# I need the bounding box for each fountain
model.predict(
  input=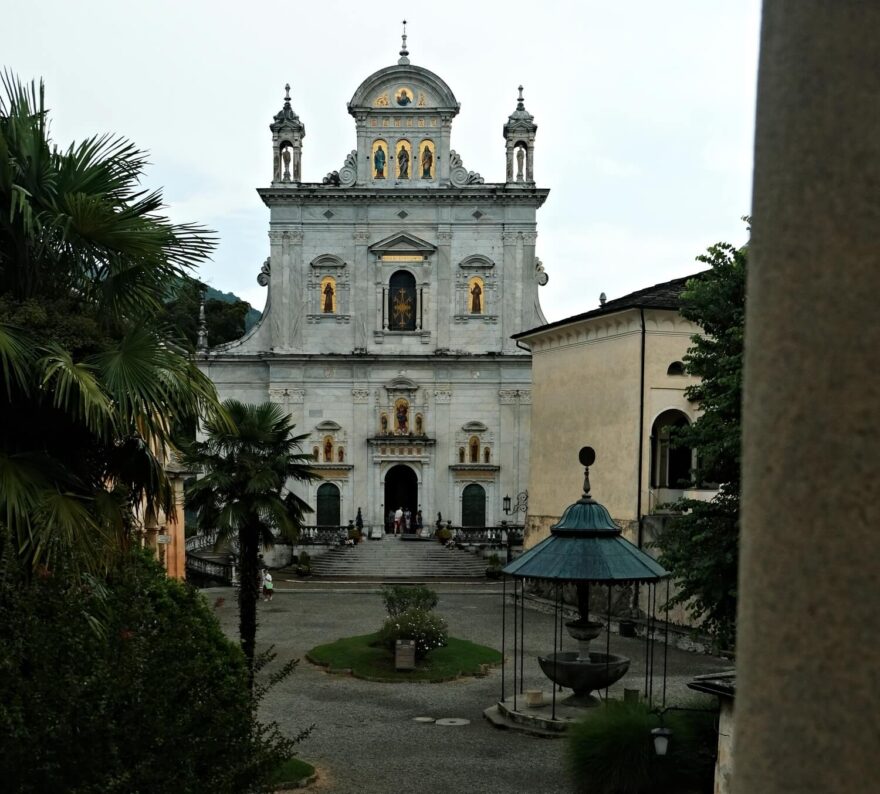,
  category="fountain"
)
[487,446,670,732]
